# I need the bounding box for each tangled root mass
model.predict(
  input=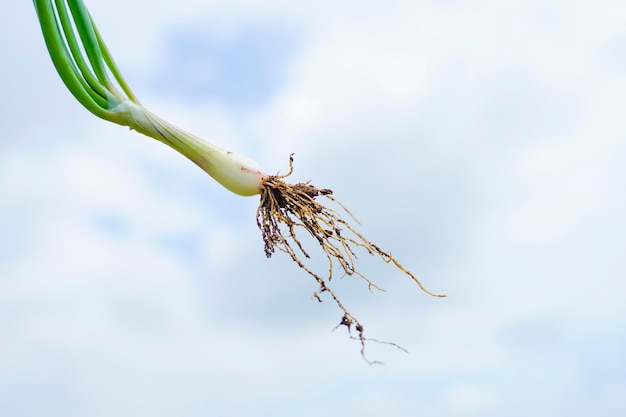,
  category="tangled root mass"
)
[256,155,445,364]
